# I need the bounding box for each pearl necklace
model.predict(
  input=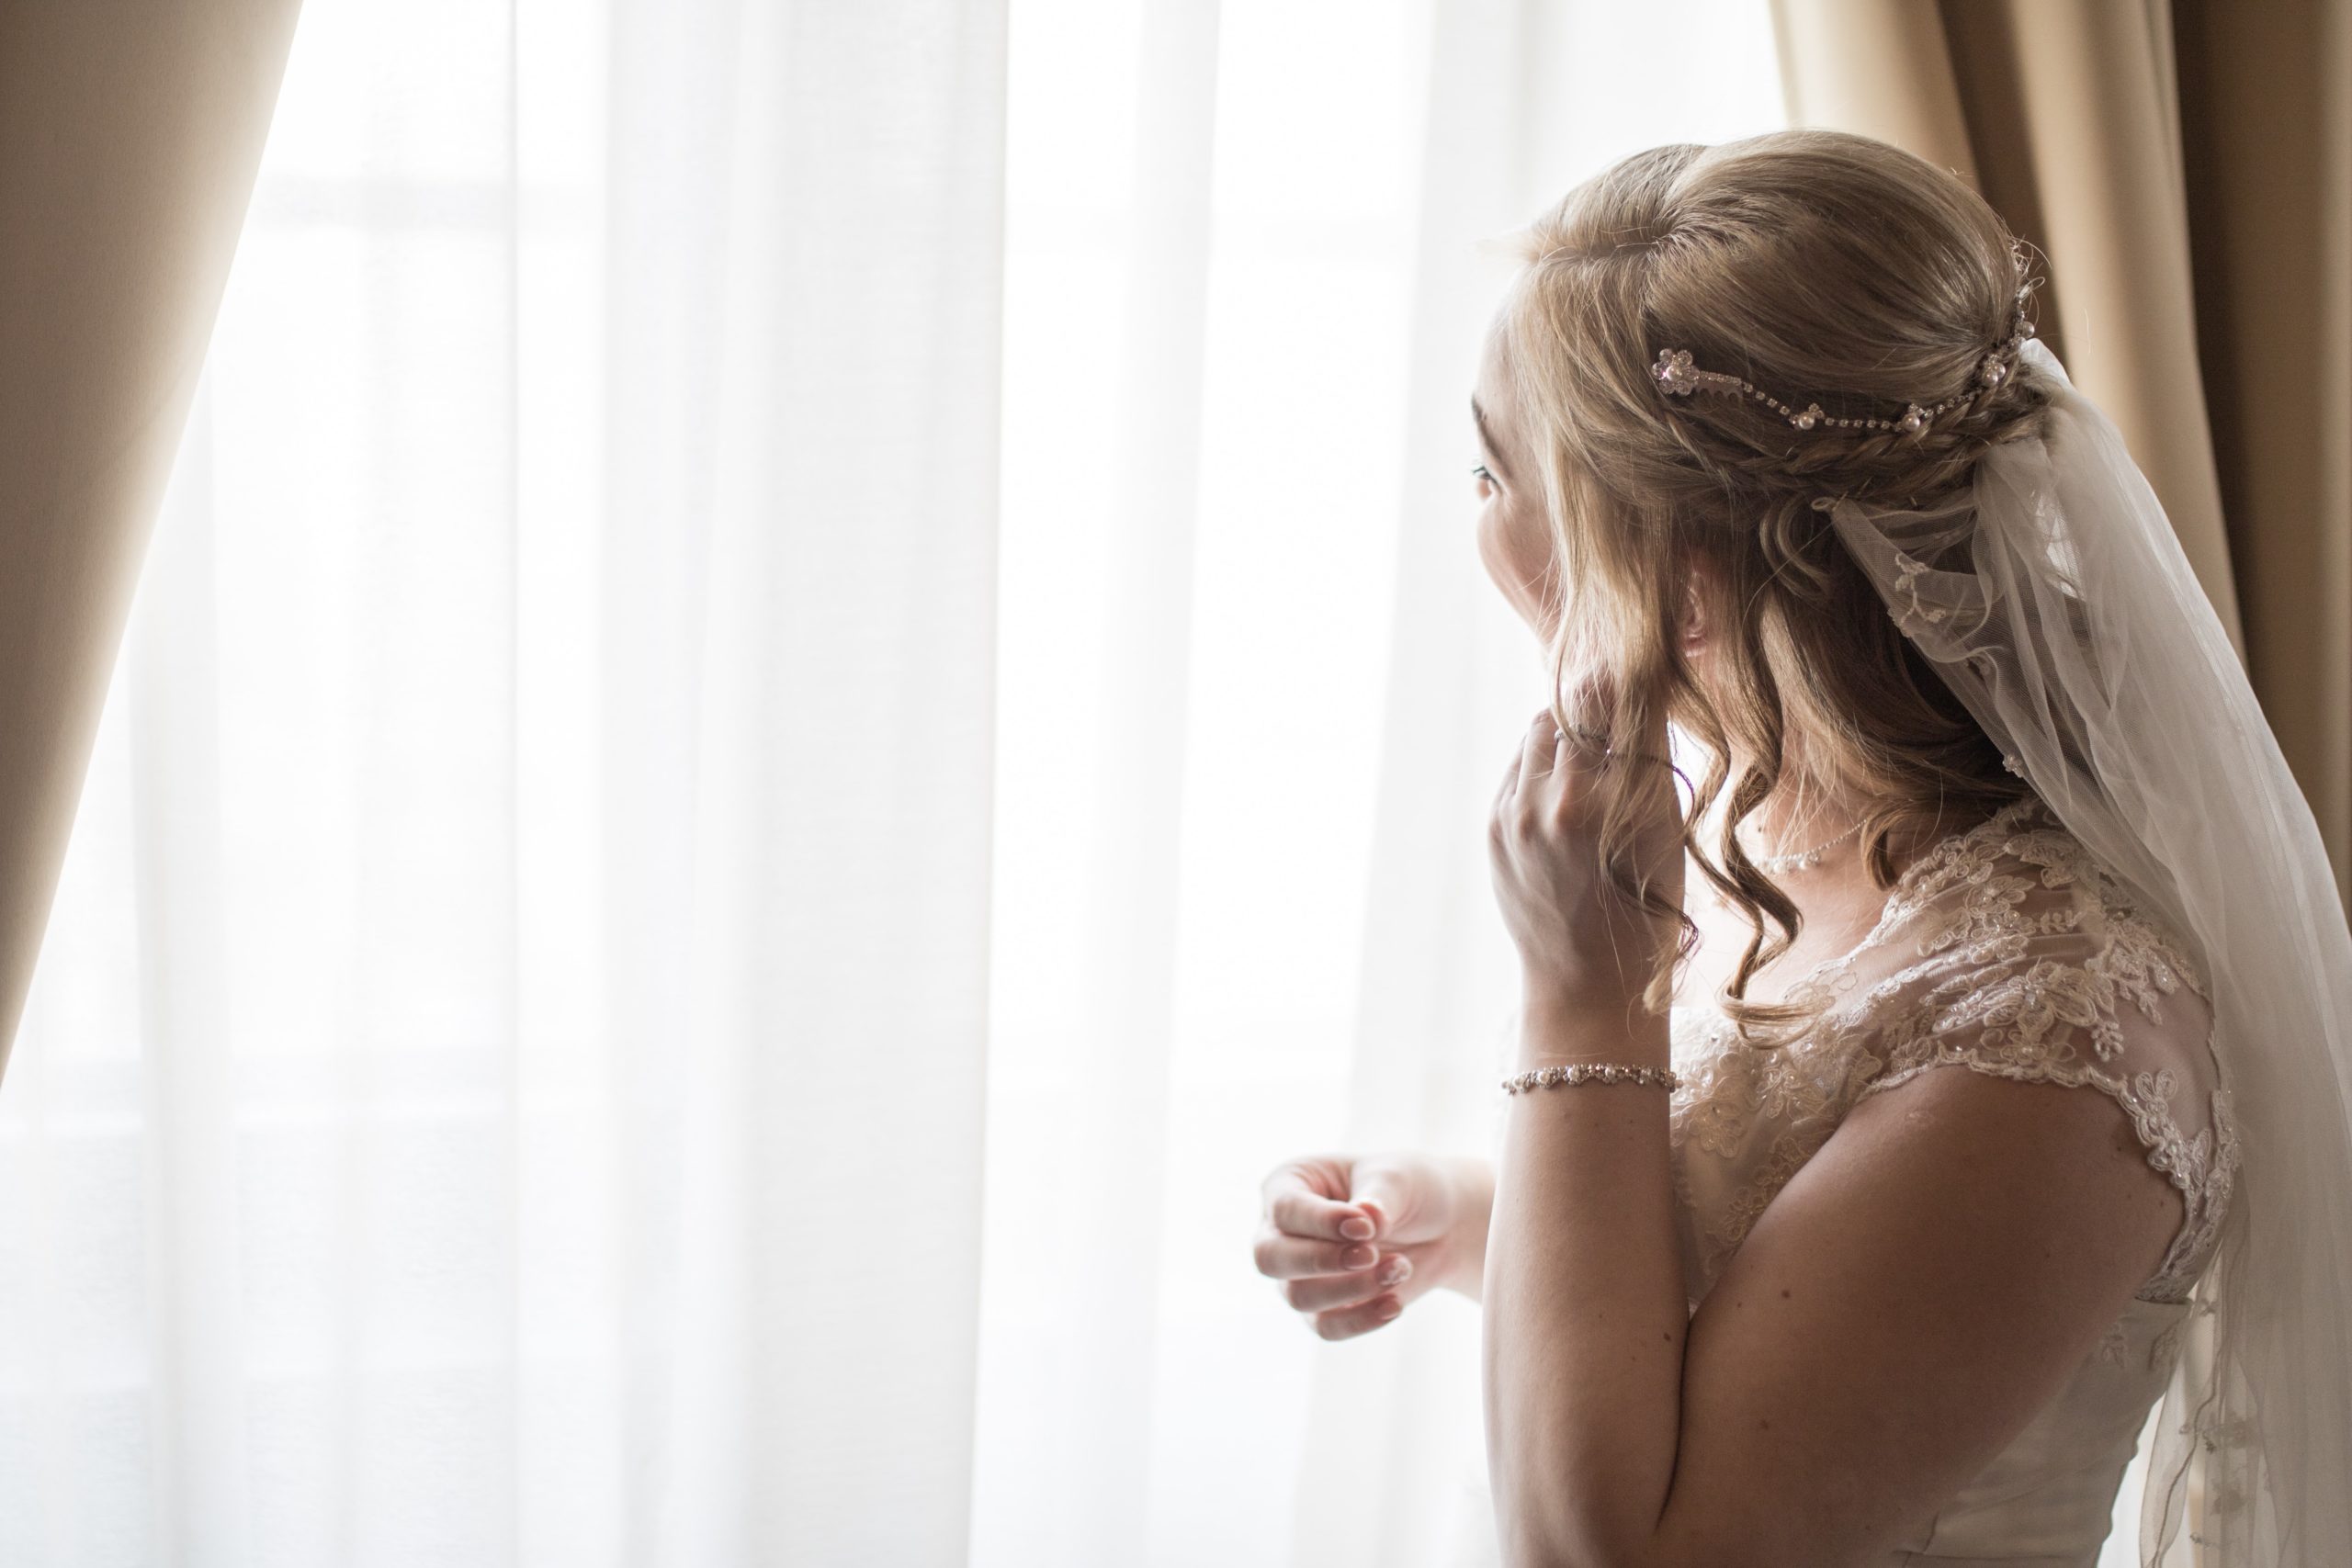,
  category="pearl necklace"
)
[1738,818,1861,874]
